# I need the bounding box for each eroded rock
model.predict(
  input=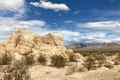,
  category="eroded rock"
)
[0,29,72,66]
